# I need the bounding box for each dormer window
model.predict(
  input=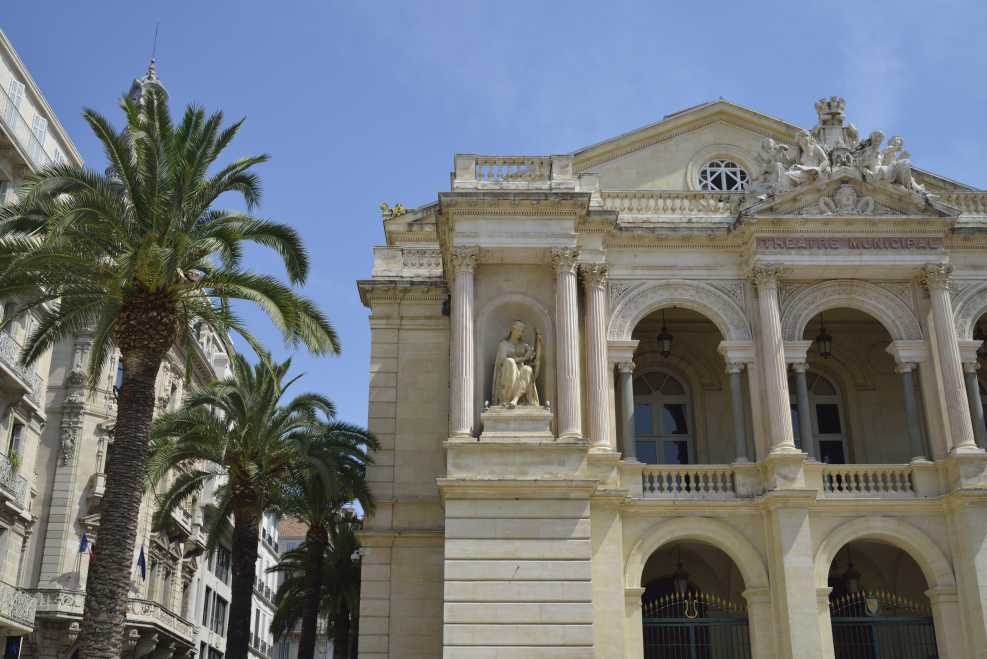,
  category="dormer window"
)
[697,159,749,192]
